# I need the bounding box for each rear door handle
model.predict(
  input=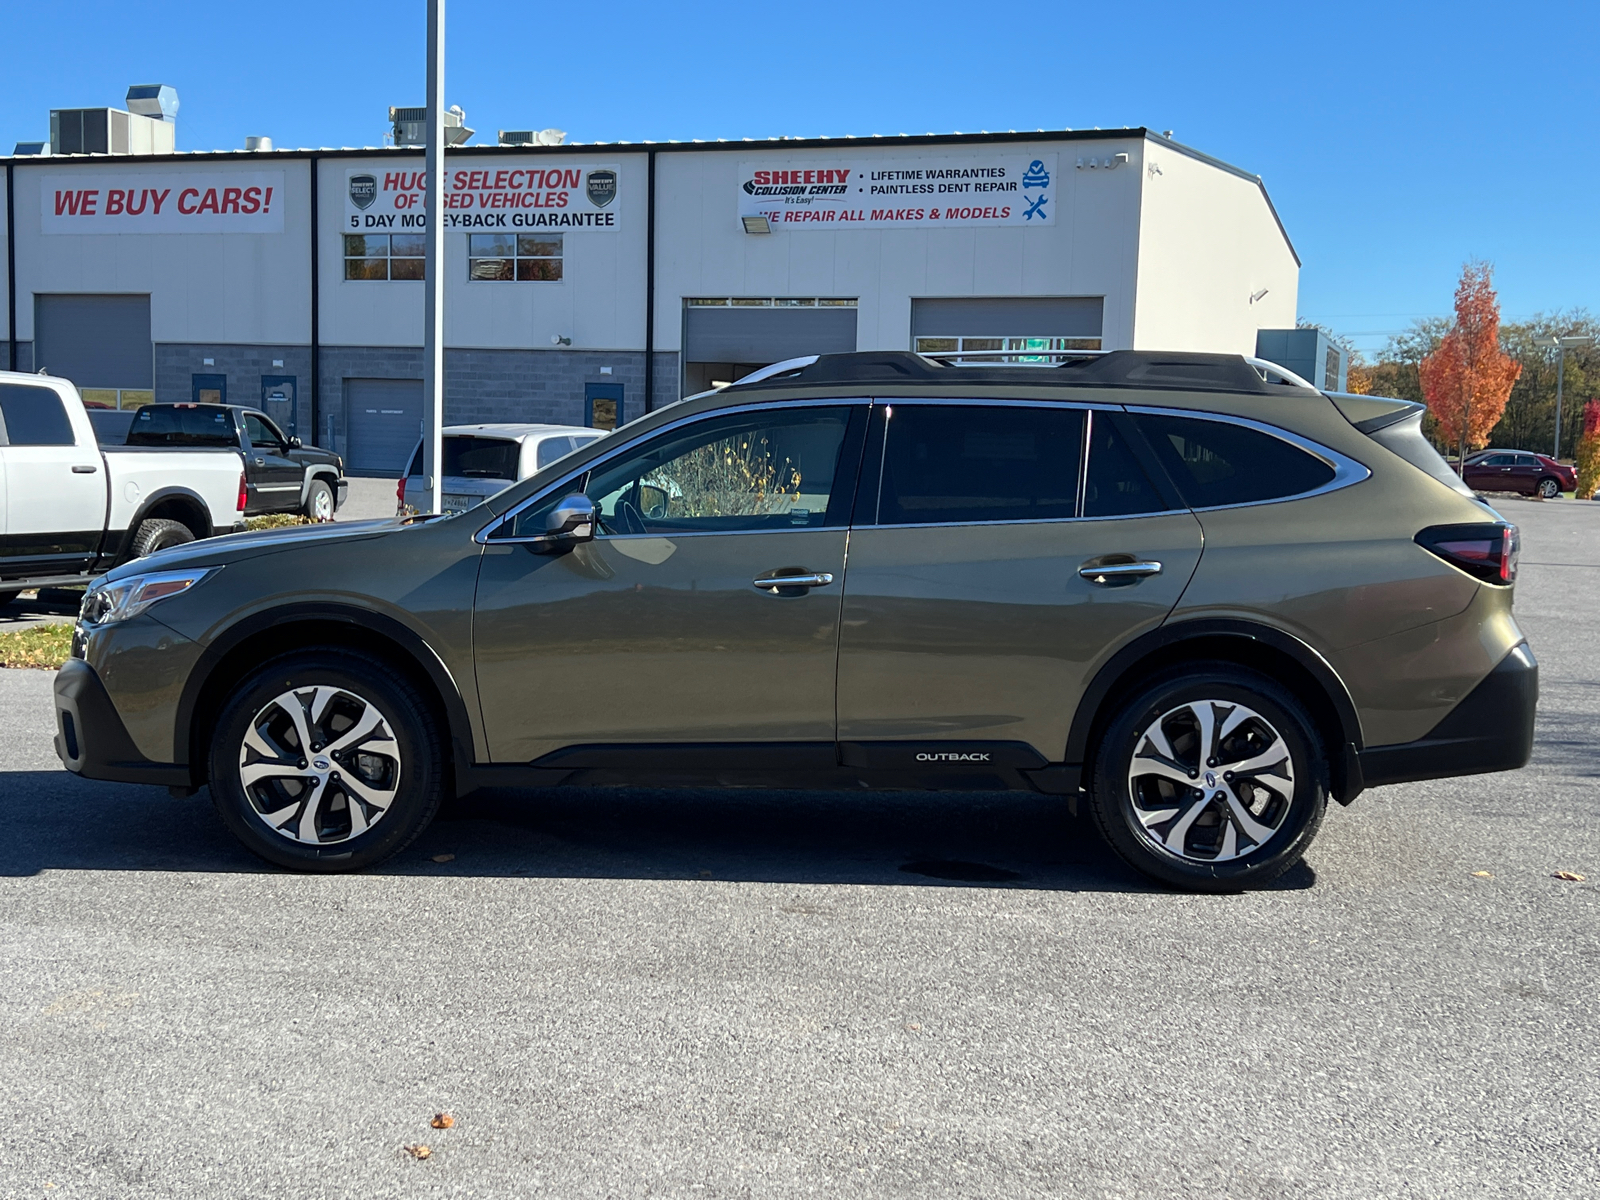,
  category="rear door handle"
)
[1079,561,1163,584]
[753,571,835,593]
[72,464,98,474]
